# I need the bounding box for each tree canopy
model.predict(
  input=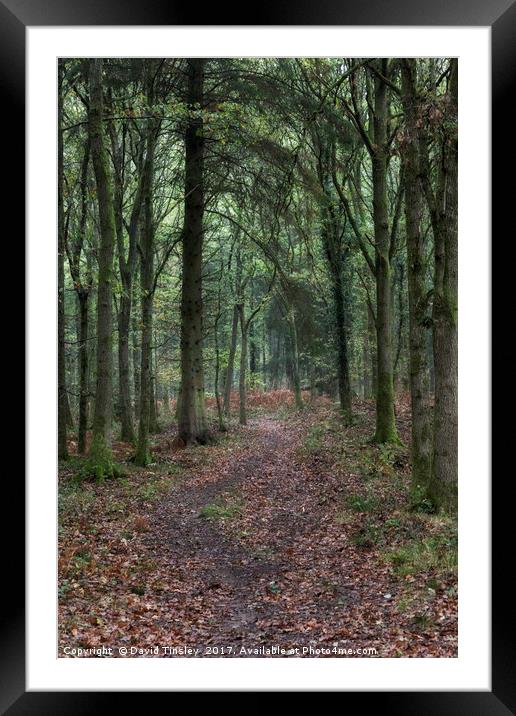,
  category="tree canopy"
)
[58,57,457,511]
